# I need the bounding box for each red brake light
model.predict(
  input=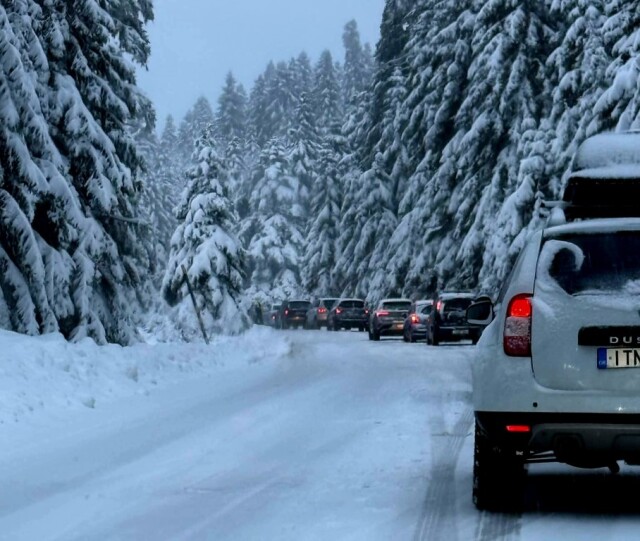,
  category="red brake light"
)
[504,294,532,357]
[285,309,289,316]
[410,314,419,324]
[318,307,327,314]
[436,300,443,311]
[336,308,342,314]
[506,425,531,433]
[365,309,369,314]
[509,297,532,318]
[376,310,390,317]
